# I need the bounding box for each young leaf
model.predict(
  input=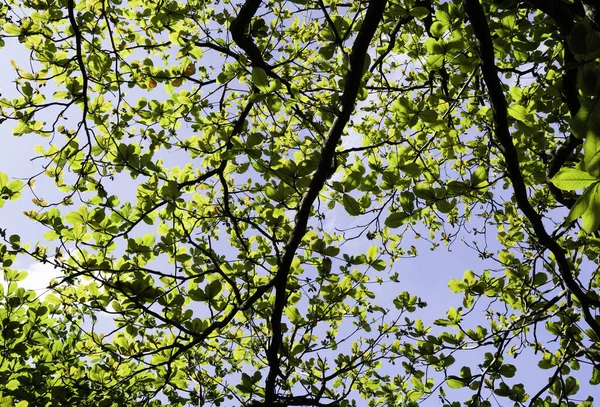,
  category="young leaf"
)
[584,133,600,176]
[446,376,466,389]
[470,167,488,187]
[410,6,430,19]
[385,212,410,228]
[252,67,270,92]
[342,194,361,216]
[550,168,597,190]
[582,184,600,233]
[508,105,529,122]
[568,186,594,222]
[572,98,600,139]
